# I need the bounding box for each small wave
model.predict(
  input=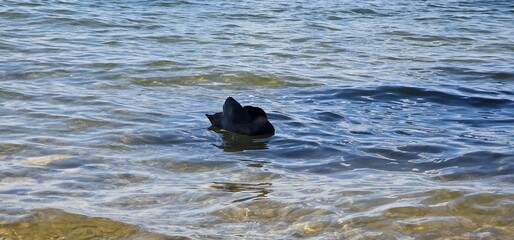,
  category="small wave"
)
[38,16,140,29]
[144,35,189,44]
[146,159,237,173]
[308,23,342,31]
[5,69,73,81]
[268,139,513,180]
[148,0,194,7]
[0,142,27,154]
[66,117,117,131]
[211,182,272,202]
[114,130,202,146]
[130,72,317,88]
[397,144,447,154]
[267,112,293,121]
[449,118,514,128]
[351,8,378,15]
[315,111,345,122]
[384,30,416,36]
[212,200,328,222]
[433,67,514,81]
[0,88,34,100]
[220,13,276,21]
[144,60,183,67]
[305,86,512,108]
[403,35,474,43]
[423,151,514,180]
[85,62,121,69]
[0,10,33,19]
